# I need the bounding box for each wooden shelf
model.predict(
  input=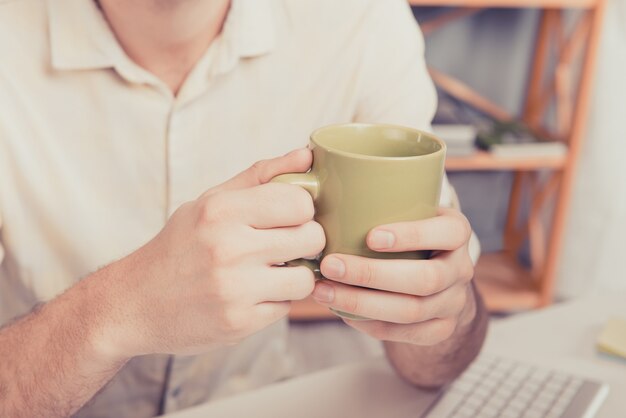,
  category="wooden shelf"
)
[445,150,567,171]
[473,252,542,312]
[408,0,599,8]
